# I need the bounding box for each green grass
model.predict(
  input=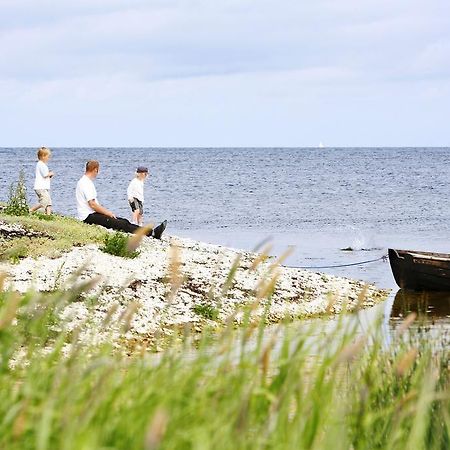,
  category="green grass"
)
[0,213,106,259]
[192,303,220,320]
[4,169,29,216]
[101,231,140,258]
[0,280,448,450]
